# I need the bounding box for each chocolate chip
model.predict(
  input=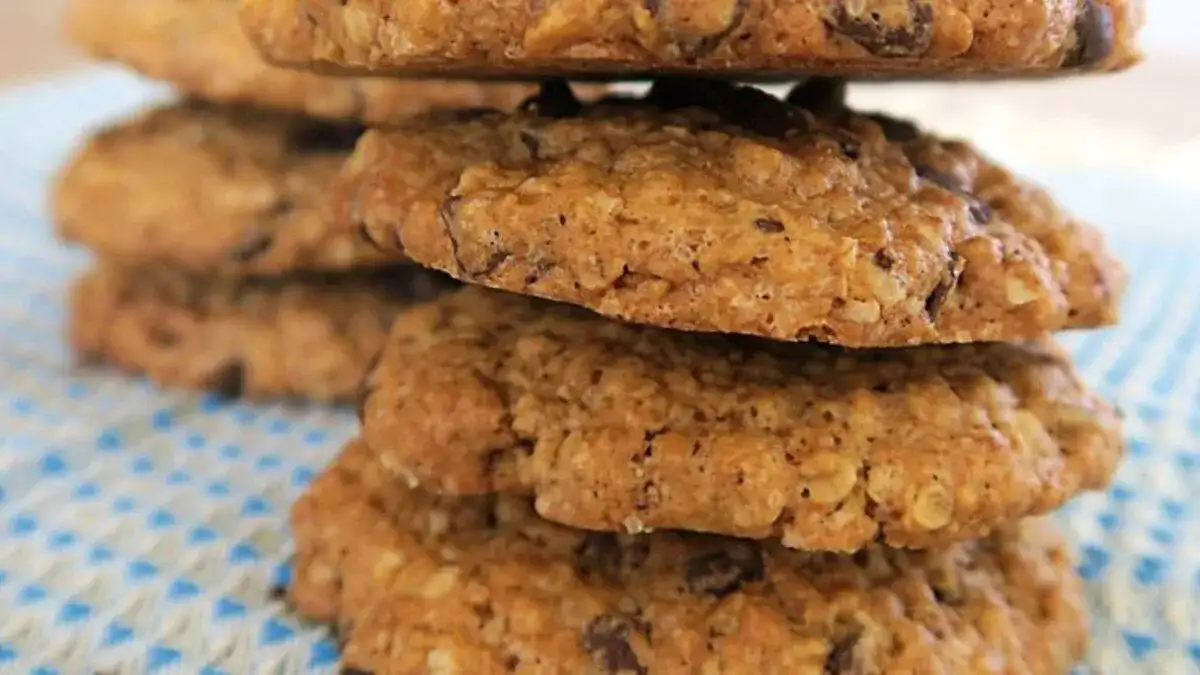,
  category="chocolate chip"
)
[873,249,895,270]
[914,165,966,193]
[520,79,582,119]
[288,122,364,153]
[932,584,964,605]
[645,77,733,112]
[723,86,808,139]
[645,0,749,58]
[575,532,623,581]
[754,218,785,234]
[1065,0,1115,68]
[824,633,861,674]
[924,251,963,320]
[868,113,920,142]
[916,166,992,224]
[828,0,934,57]
[684,542,764,598]
[967,199,992,225]
[785,78,848,118]
[268,585,288,601]
[581,616,647,675]
[207,360,245,400]
[503,654,520,670]
[229,229,273,262]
